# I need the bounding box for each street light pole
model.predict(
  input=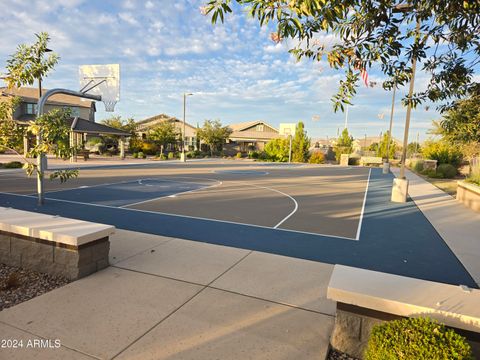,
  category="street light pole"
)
[181,93,193,162]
